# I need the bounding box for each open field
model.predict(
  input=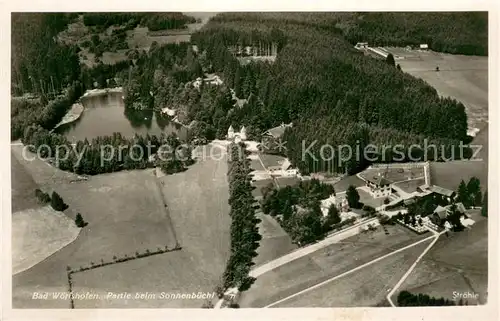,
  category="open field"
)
[360,166,424,183]
[13,142,230,308]
[357,188,385,208]
[275,176,300,187]
[12,206,81,275]
[430,161,487,193]
[259,153,285,168]
[254,211,297,267]
[331,175,365,193]
[127,27,190,51]
[385,47,488,133]
[70,145,231,308]
[393,214,488,305]
[11,152,40,212]
[238,224,428,307]
[251,178,275,199]
[274,240,432,307]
